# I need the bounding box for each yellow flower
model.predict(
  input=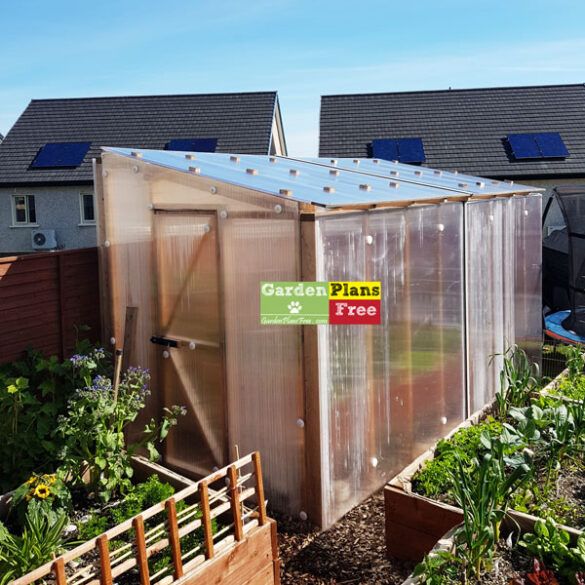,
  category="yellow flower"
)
[27,476,36,485]
[43,474,57,485]
[34,484,51,499]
